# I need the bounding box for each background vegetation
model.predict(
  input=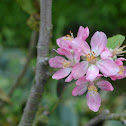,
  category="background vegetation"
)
[0,0,126,125]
